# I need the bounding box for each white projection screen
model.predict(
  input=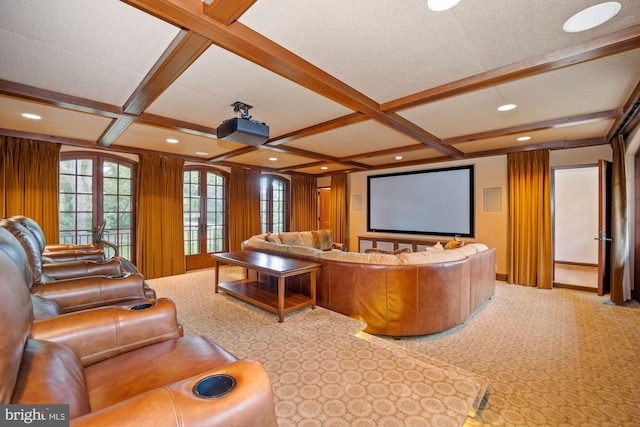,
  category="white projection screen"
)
[367,165,474,237]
